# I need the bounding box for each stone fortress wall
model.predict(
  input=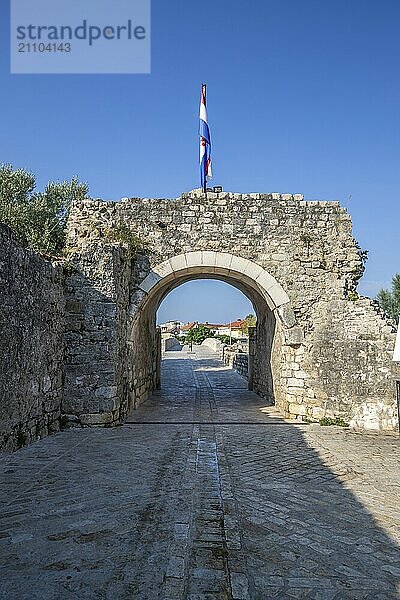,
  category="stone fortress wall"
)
[64,190,400,432]
[0,225,64,452]
[1,189,399,453]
